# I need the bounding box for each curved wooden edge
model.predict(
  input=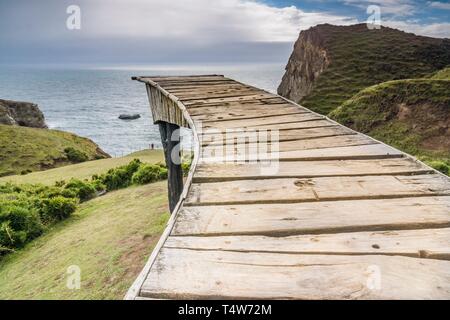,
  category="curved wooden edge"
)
[125,75,450,300]
[124,77,201,300]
